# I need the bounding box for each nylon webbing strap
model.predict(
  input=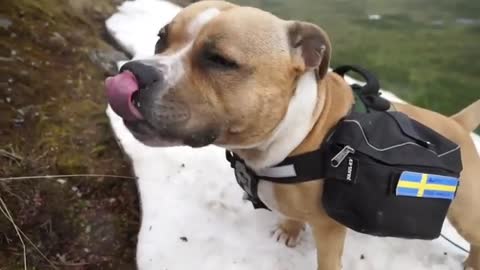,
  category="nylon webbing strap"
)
[226,150,327,183]
[226,150,329,210]
[333,65,391,112]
